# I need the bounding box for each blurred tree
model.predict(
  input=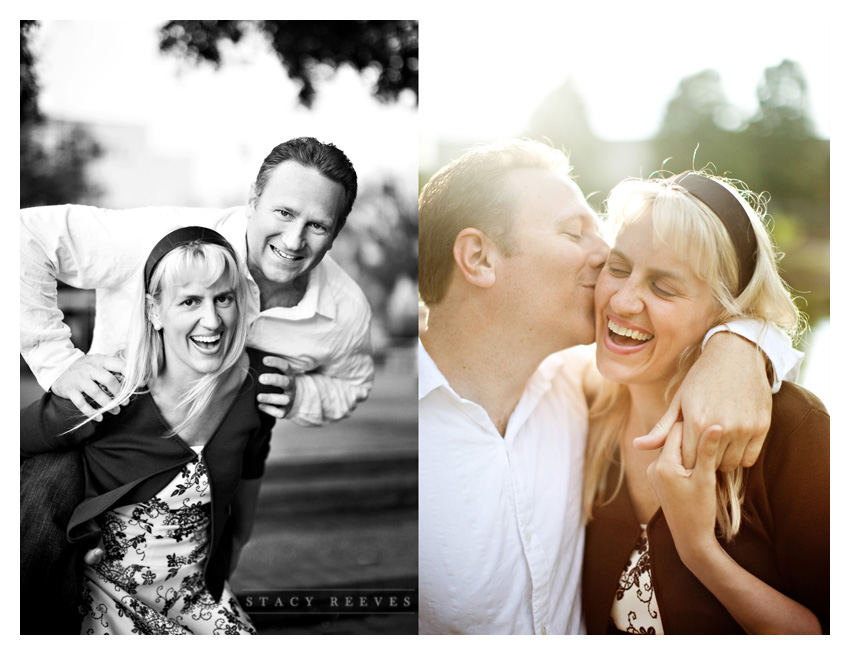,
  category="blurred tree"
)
[159,20,418,107]
[21,20,40,126]
[651,61,828,324]
[654,69,748,174]
[524,77,604,196]
[742,60,828,240]
[750,59,813,138]
[20,20,102,208]
[329,181,418,340]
